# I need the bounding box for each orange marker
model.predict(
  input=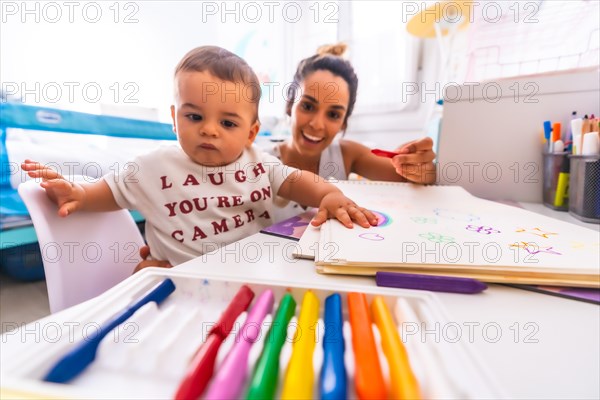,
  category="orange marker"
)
[552,122,562,143]
[372,296,421,399]
[347,293,386,399]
